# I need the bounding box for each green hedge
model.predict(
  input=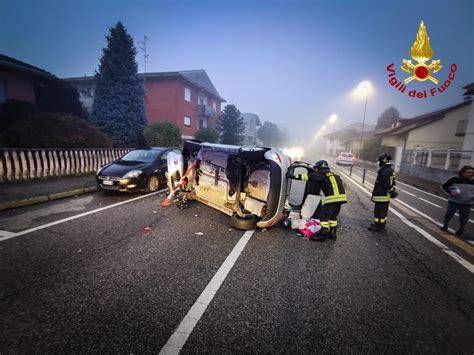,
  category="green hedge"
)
[1,112,112,148]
